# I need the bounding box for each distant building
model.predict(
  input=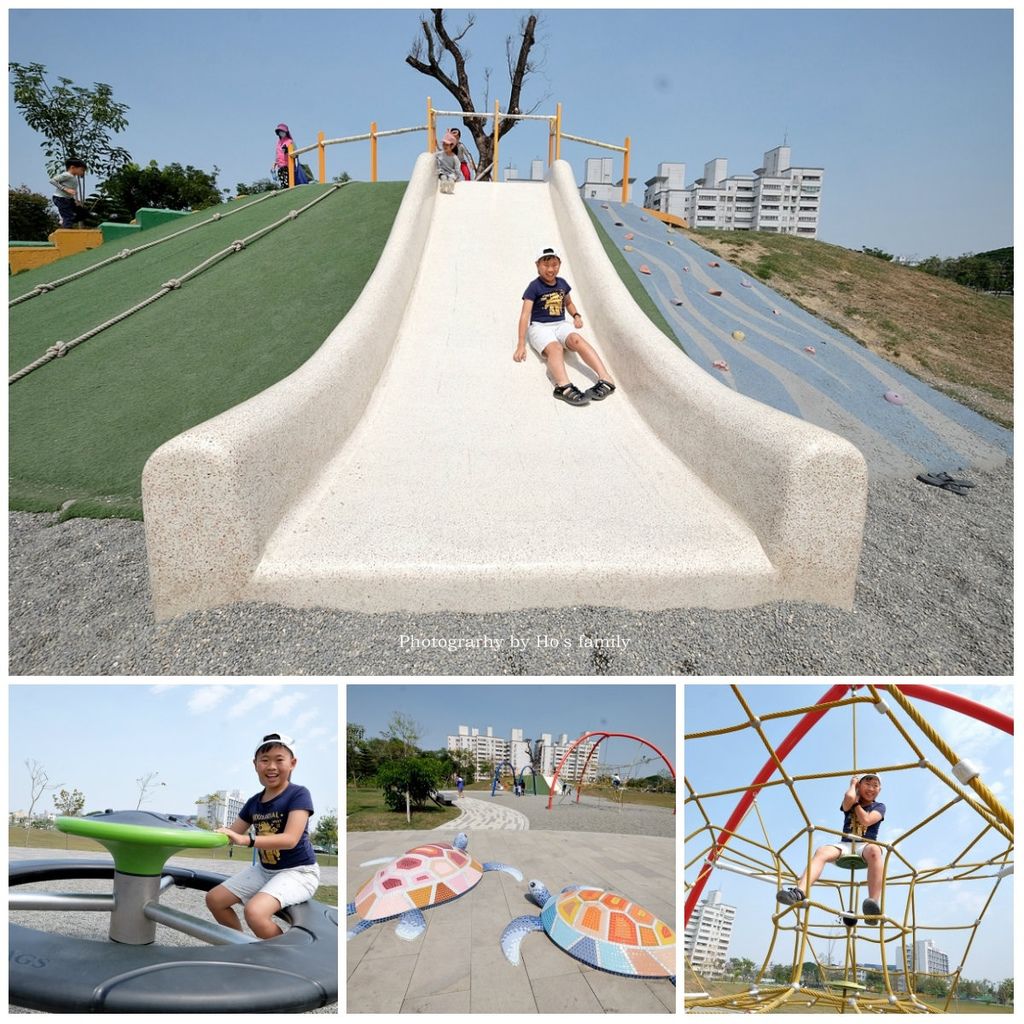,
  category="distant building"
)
[684,889,735,976]
[644,145,823,238]
[906,939,950,979]
[579,157,635,202]
[195,789,245,828]
[447,725,600,782]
